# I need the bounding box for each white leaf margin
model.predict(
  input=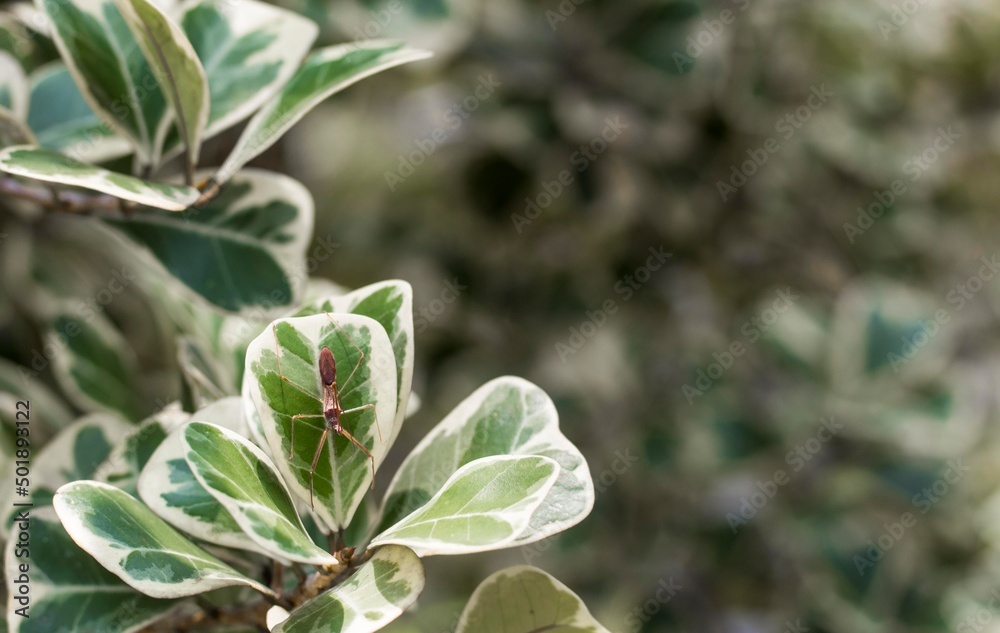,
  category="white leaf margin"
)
[181,421,340,565]
[380,376,596,546]
[370,454,561,557]
[54,480,275,599]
